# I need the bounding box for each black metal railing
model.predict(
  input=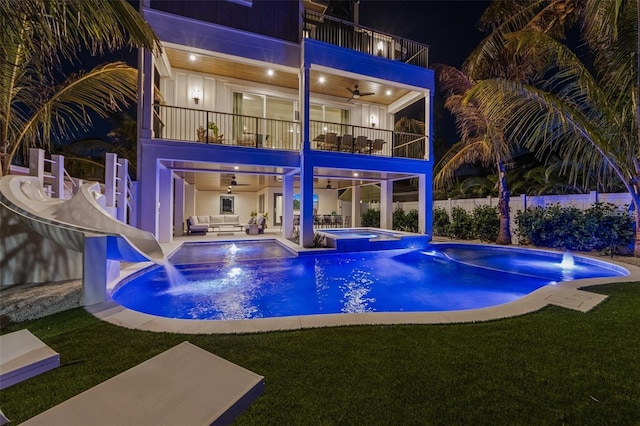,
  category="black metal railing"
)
[304,10,429,69]
[155,105,300,151]
[310,120,427,160]
[153,105,427,160]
